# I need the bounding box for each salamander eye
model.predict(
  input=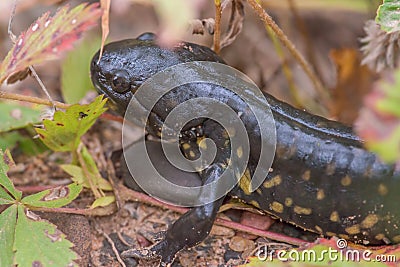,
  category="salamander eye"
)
[111,70,130,93]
